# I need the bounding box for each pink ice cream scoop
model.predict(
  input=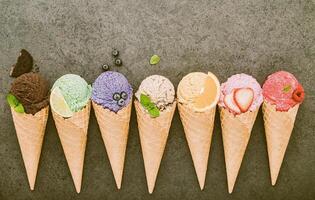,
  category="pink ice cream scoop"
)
[219,73,263,114]
[262,71,305,111]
